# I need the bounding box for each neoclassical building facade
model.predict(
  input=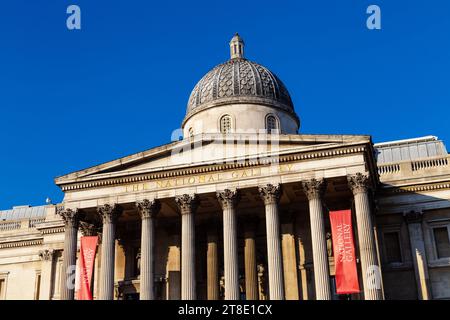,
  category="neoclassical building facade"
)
[1,35,450,300]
